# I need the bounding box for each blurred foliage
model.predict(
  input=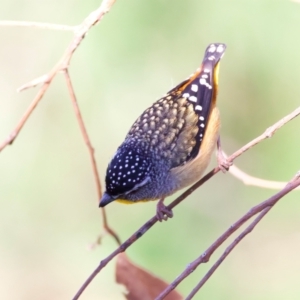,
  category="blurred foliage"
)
[0,0,300,299]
